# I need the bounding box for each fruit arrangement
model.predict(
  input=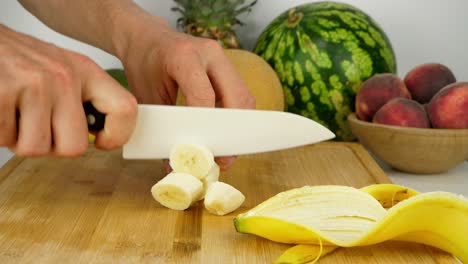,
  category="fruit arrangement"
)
[151,143,245,216]
[355,63,468,129]
[253,1,396,141]
[234,183,468,263]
